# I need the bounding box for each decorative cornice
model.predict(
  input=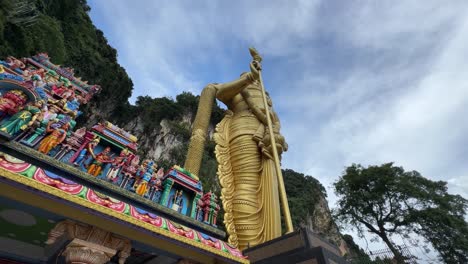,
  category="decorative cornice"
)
[0,140,225,238]
[0,168,248,263]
